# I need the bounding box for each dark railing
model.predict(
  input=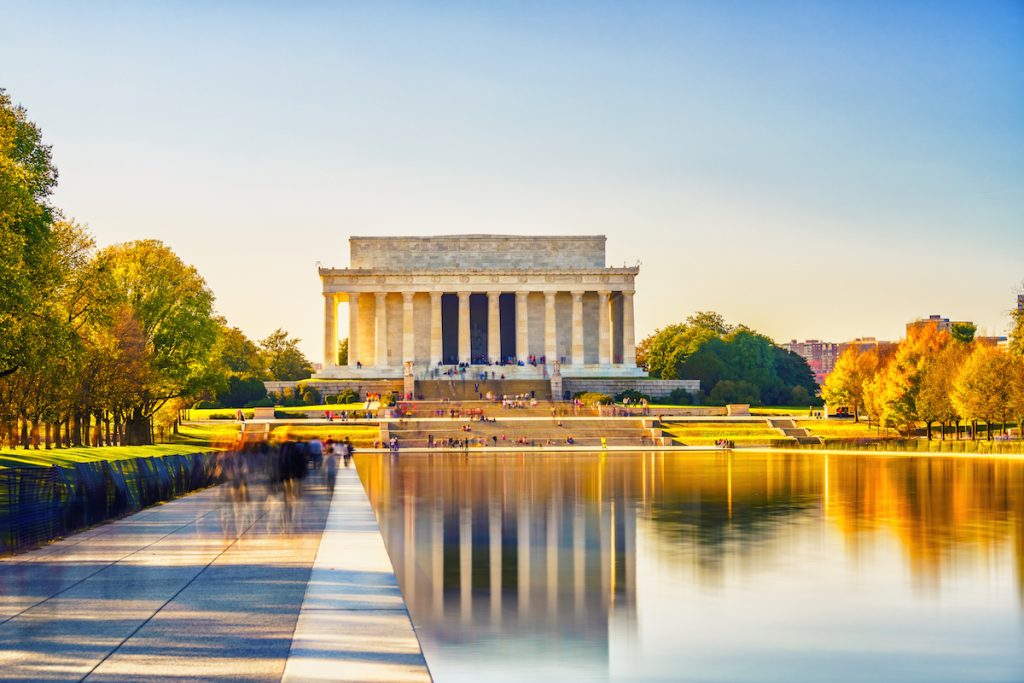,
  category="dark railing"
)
[0,452,219,555]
